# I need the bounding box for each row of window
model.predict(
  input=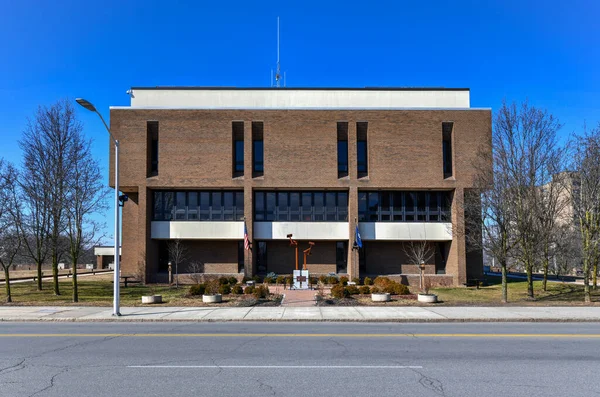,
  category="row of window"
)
[152,190,452,222]
[147,121,454,180]
[153,191,245,221]
[254,191,349,222]
[358,191,451,222]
